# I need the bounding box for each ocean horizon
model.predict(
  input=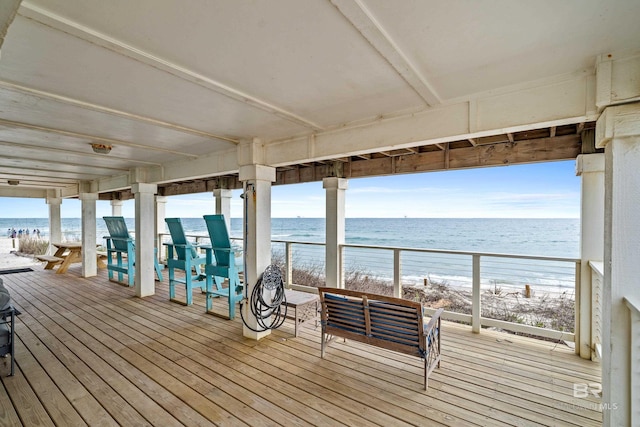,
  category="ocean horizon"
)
[1,216,579,256]
[2,217,579,294]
